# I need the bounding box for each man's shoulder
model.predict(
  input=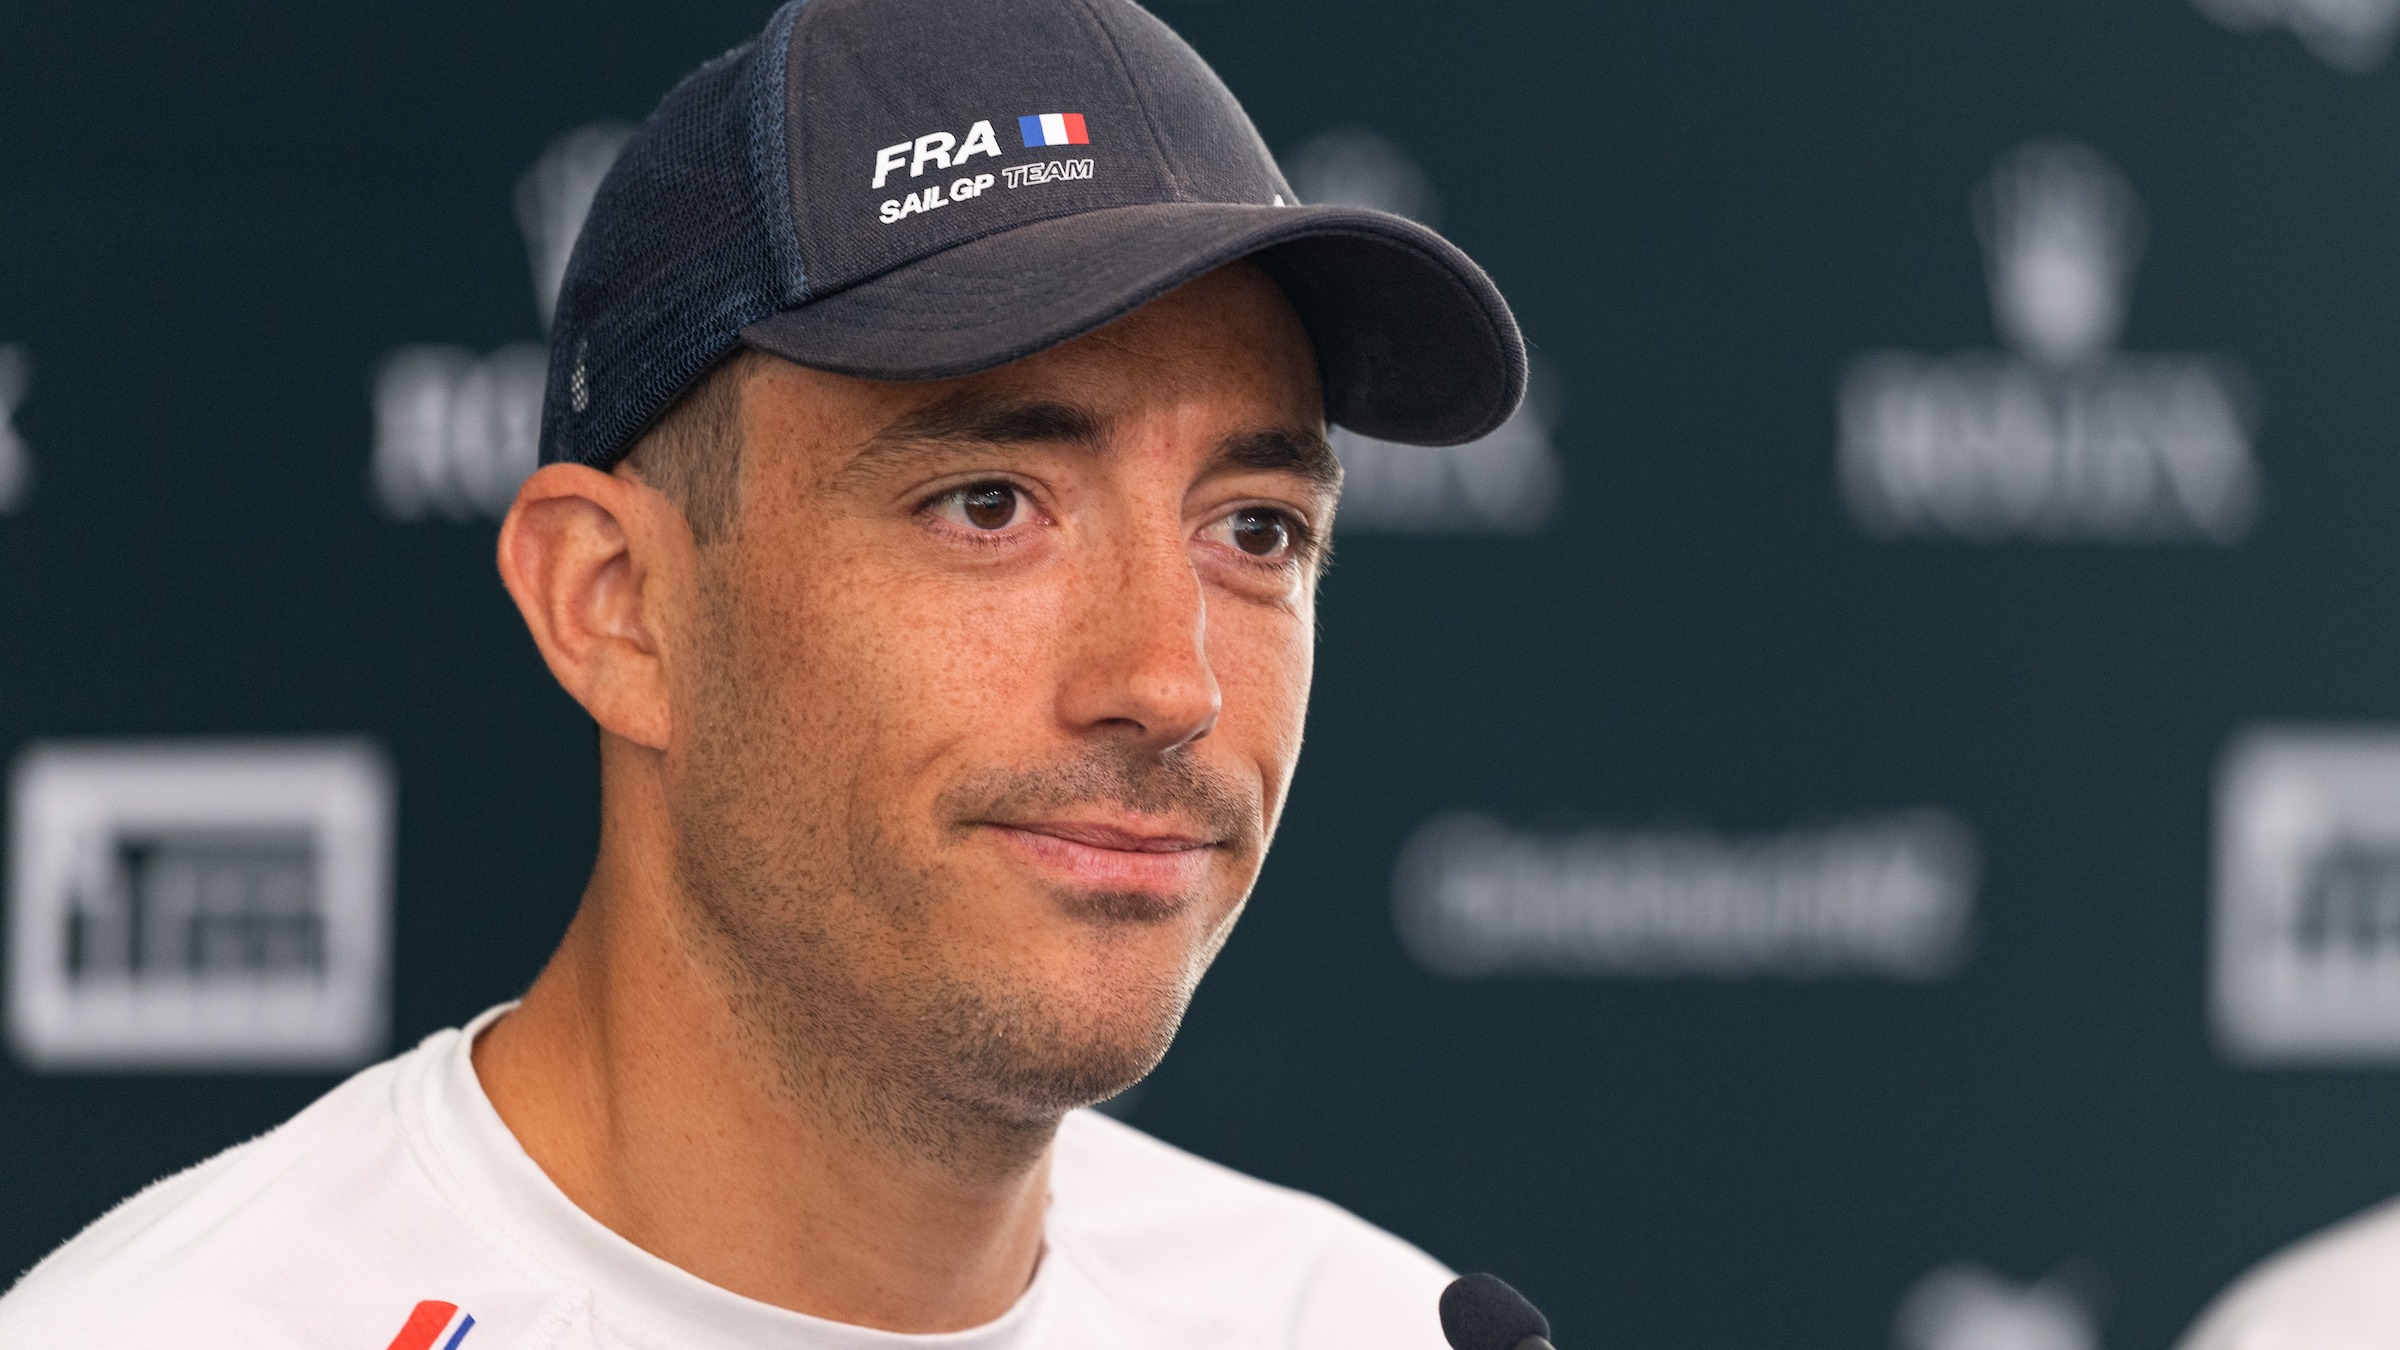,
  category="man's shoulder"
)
[1050,1110,1452,1348]
[0,1037,572,1350]
[2179,1193,2400,1350]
